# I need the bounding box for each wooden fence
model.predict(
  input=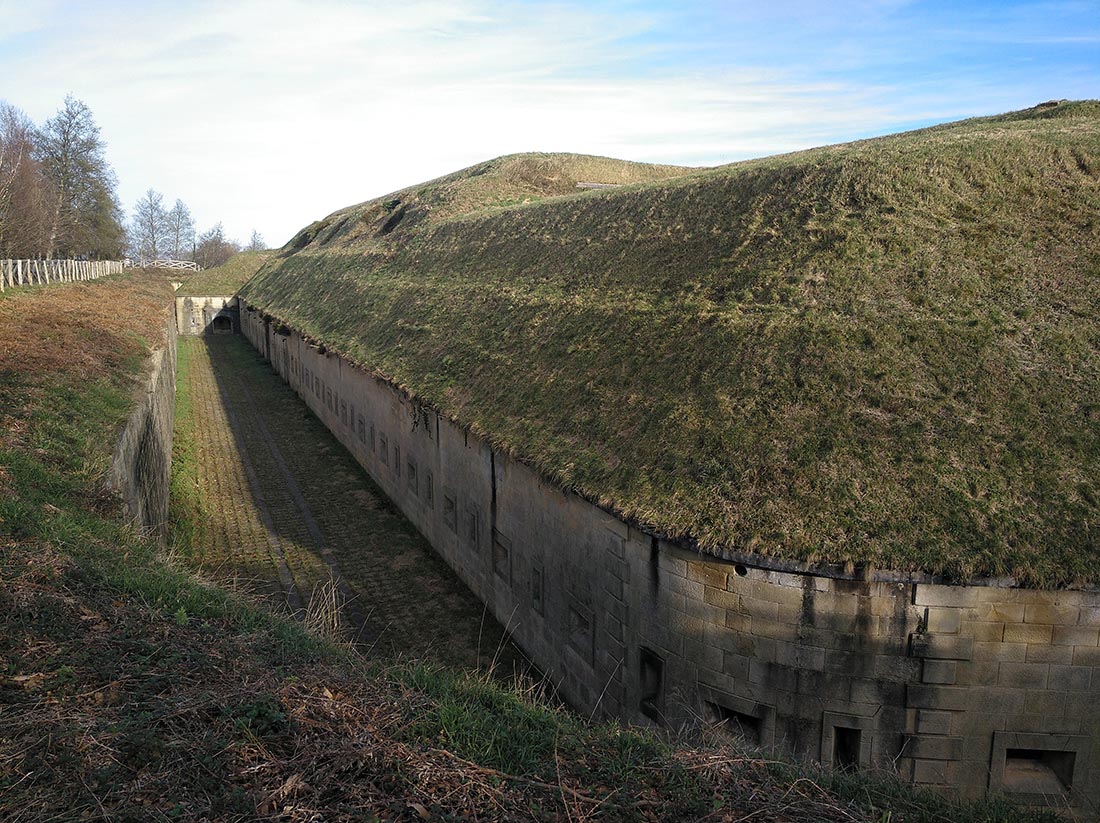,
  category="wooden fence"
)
[142,259,201,271]
[0,258,129,292]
